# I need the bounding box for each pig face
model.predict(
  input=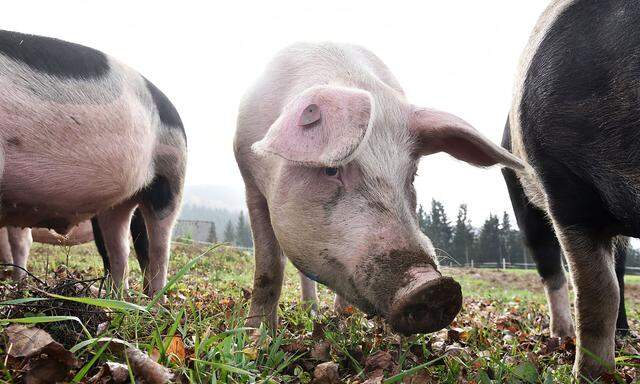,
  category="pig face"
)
[253,85,523,334]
